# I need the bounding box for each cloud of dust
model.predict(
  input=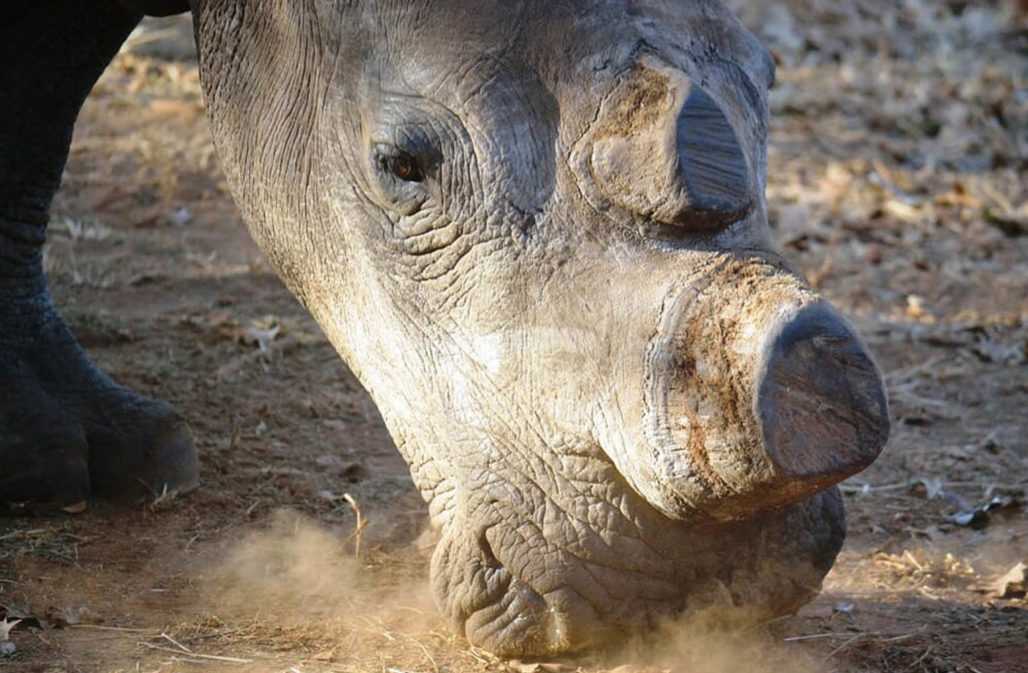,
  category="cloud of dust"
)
[201,508,439,632]
[609,611,823,673]
[198,510,823,673]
